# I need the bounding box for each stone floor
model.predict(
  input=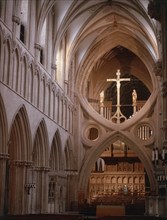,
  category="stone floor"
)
[0,214,166,220]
